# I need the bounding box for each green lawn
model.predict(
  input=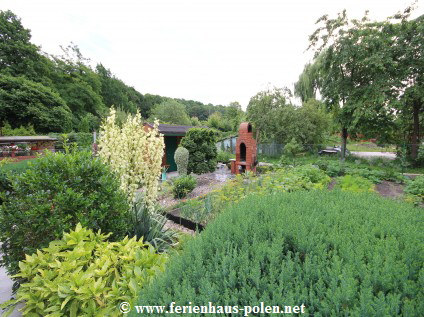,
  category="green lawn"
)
[0,159,33,173]
[347,143,396,152]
